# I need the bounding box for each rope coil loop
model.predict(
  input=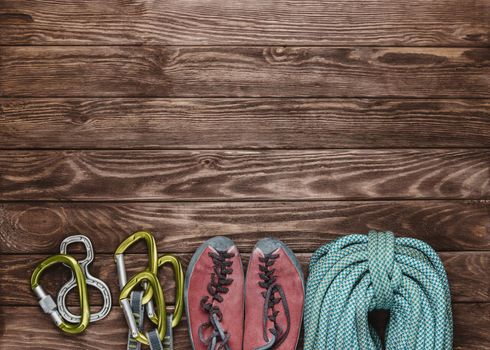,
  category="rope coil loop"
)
[367,231,398,309]
[304,231,453,350]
